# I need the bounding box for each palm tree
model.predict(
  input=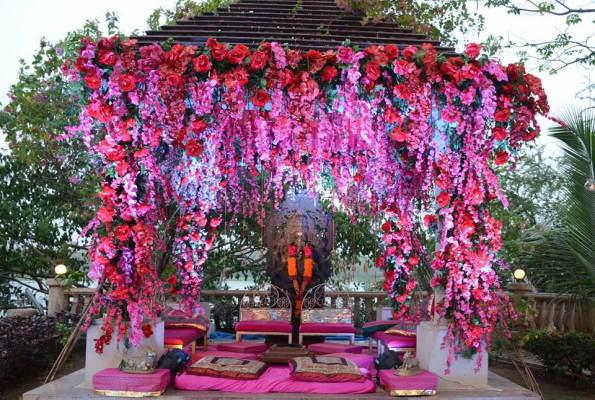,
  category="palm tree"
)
[518,107,595,326]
